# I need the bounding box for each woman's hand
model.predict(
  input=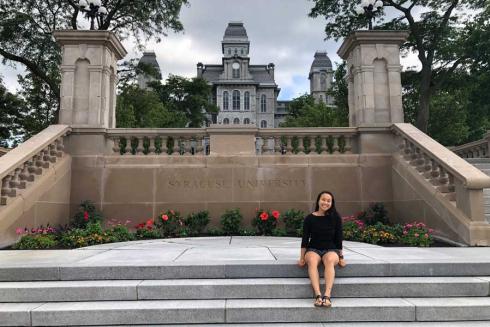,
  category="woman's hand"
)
[297,258,306,267]
[338,253,347,268]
